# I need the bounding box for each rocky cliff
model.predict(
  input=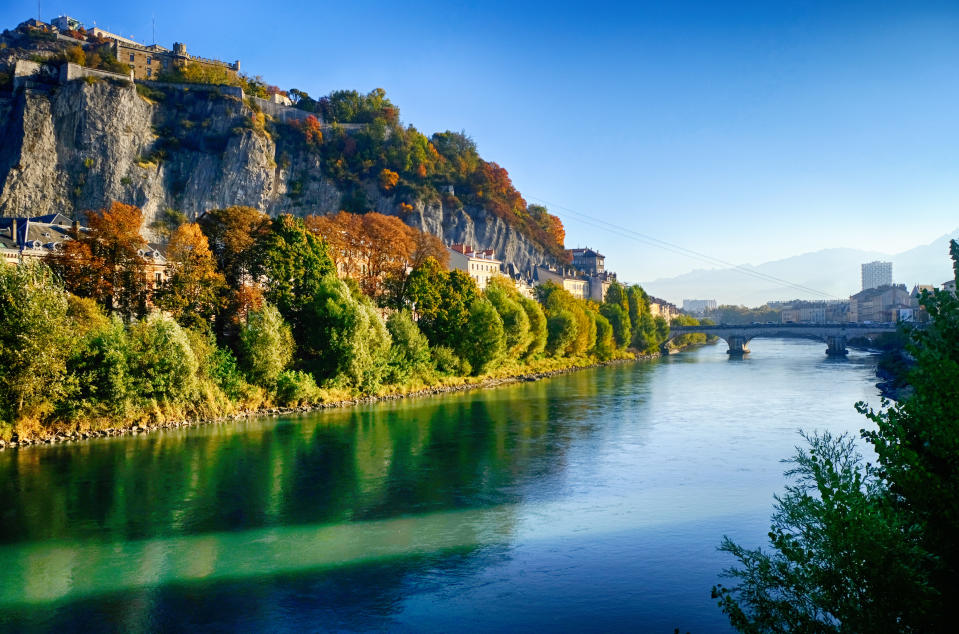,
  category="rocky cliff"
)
[0,78,556,275]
